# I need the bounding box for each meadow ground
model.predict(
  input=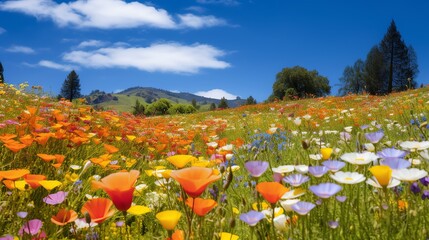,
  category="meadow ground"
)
[1,82,429,239]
